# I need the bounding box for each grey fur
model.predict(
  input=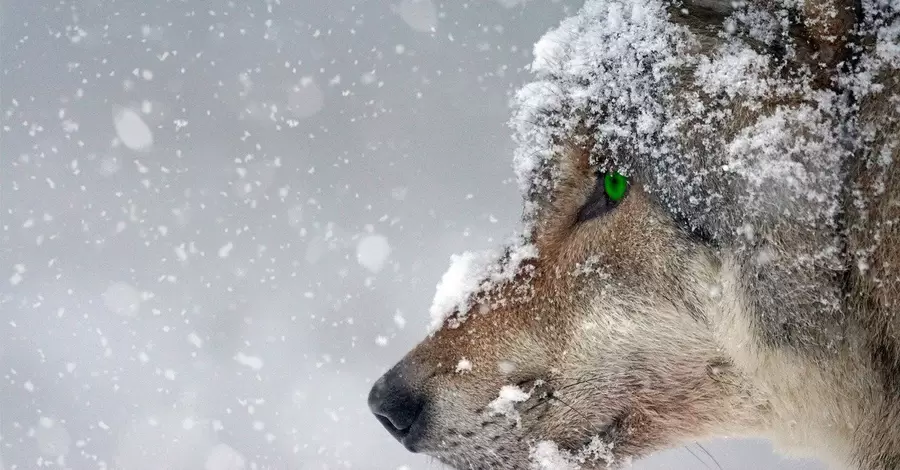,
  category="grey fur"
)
[371,0,900,468]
